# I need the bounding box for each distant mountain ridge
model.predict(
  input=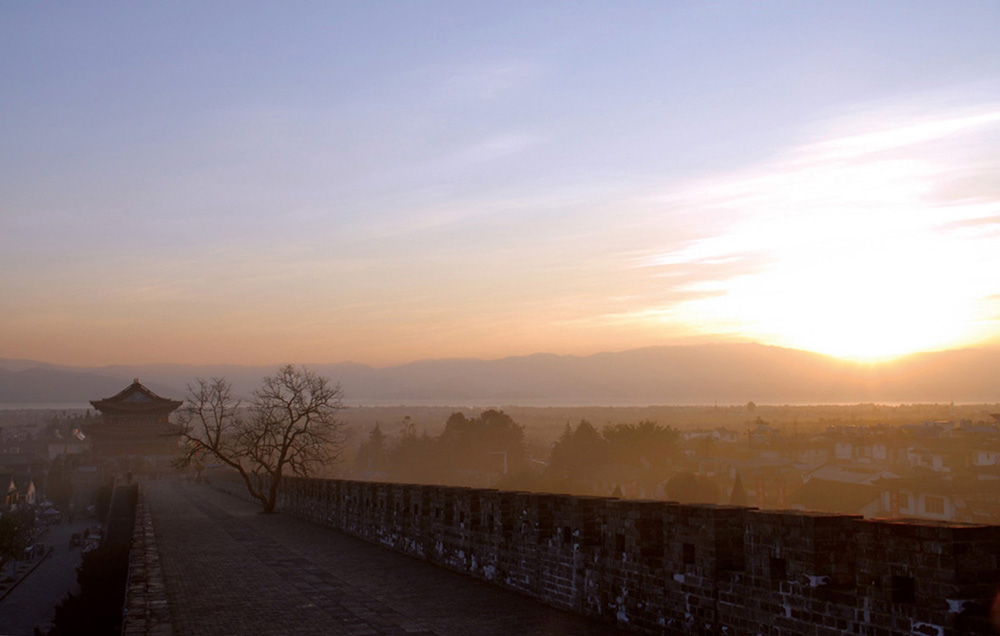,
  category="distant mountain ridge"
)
[1,343,998,406]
